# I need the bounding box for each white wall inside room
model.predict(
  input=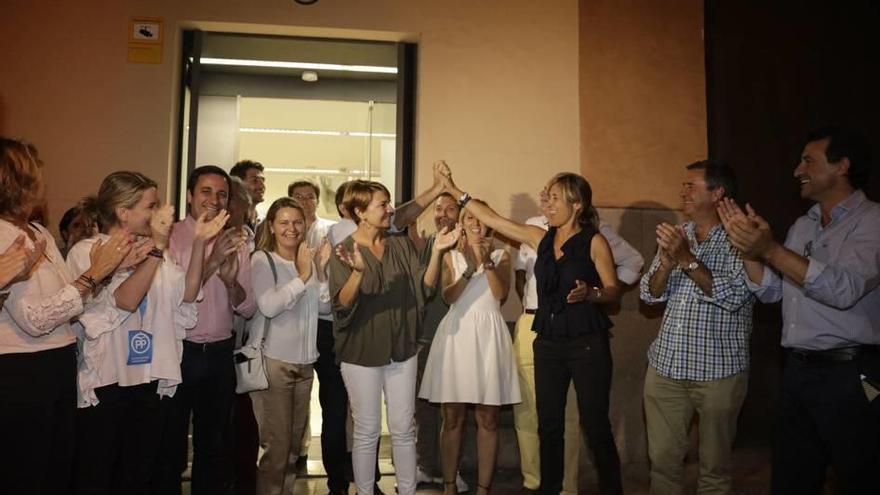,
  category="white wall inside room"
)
[195,96,397,220]
[195,96,238,169]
